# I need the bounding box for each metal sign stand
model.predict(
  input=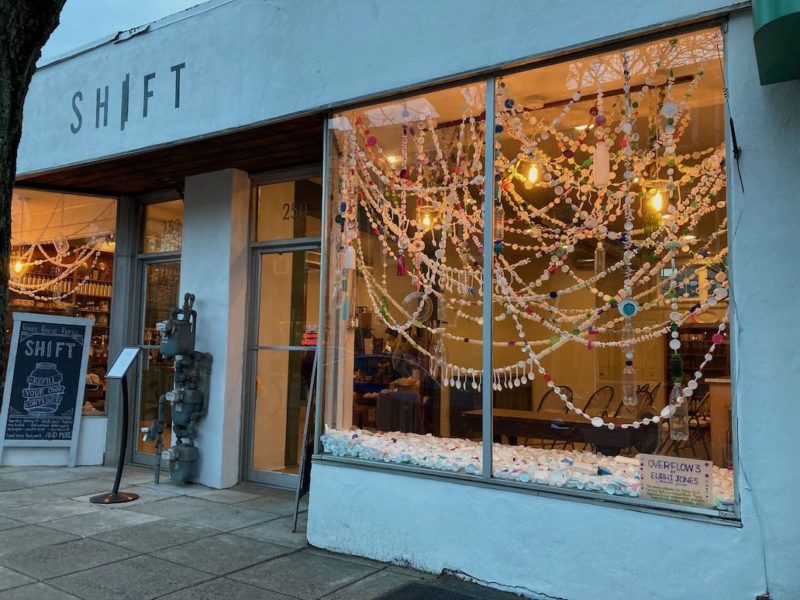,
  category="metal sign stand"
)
[292,351,318,533]
[90,347,142,504]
